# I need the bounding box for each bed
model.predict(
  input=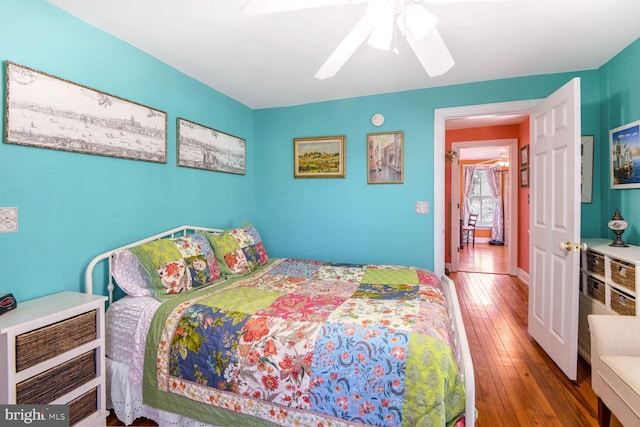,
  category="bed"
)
[85,224,475,426]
